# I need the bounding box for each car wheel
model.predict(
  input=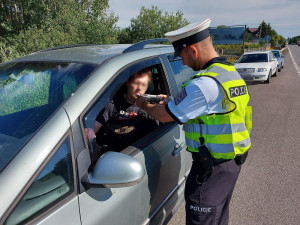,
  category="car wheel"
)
[278,64,281,72]
[273,67,278,77]
[265,70,271,83]
[281,63,284,69]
